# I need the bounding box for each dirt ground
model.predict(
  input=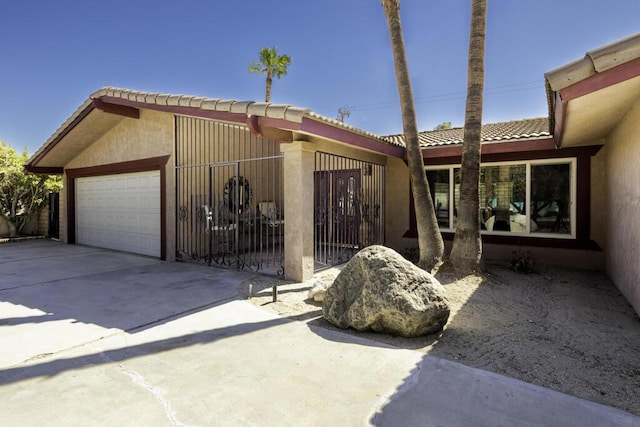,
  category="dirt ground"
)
[243,262,640,415]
